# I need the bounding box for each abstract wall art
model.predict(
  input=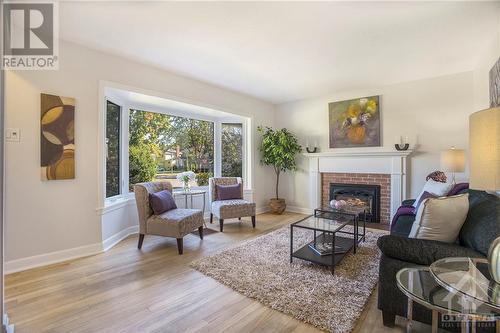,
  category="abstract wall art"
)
[490,57,500,107]
[41,93,75,180]
[329,95,380,148]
